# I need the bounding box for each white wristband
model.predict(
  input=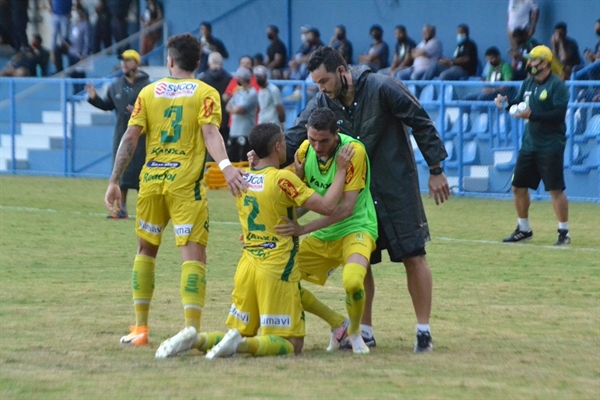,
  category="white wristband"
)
[218,159,232,171]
